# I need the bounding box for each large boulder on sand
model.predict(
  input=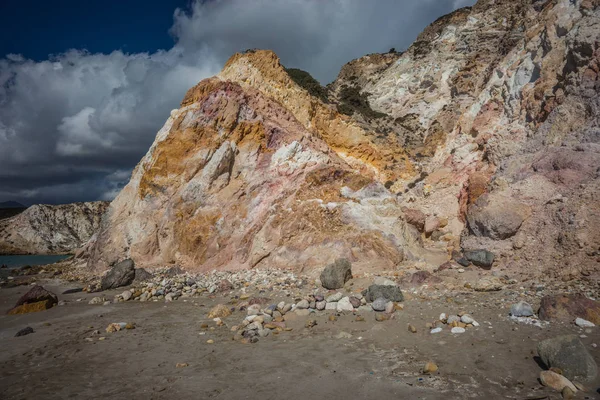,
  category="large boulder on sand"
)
[538,293,600,324]
[538,335,598,382]
[320,259,352,290]
[7,285,58,315]
[100,259,135,290]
